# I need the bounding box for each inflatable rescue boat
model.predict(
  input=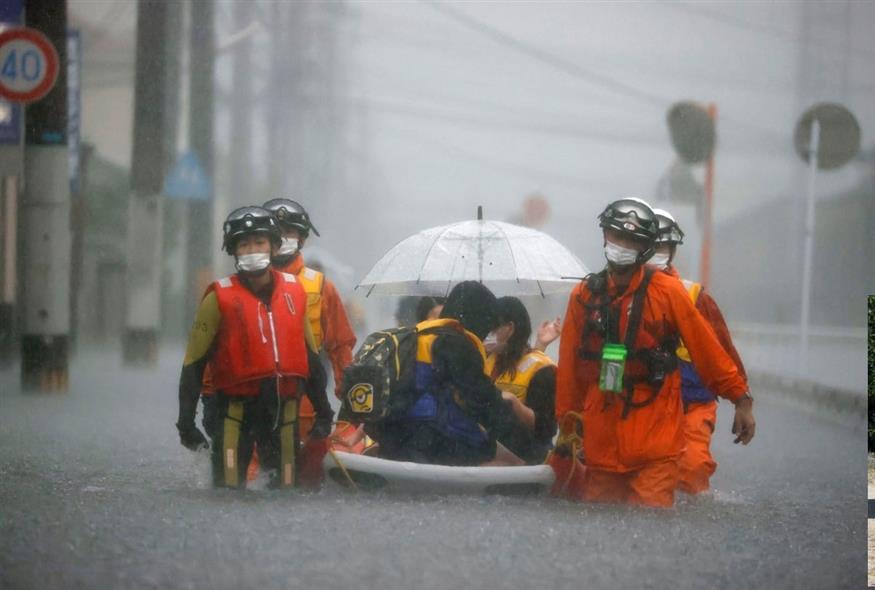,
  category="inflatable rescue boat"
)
[322,423,556,495]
